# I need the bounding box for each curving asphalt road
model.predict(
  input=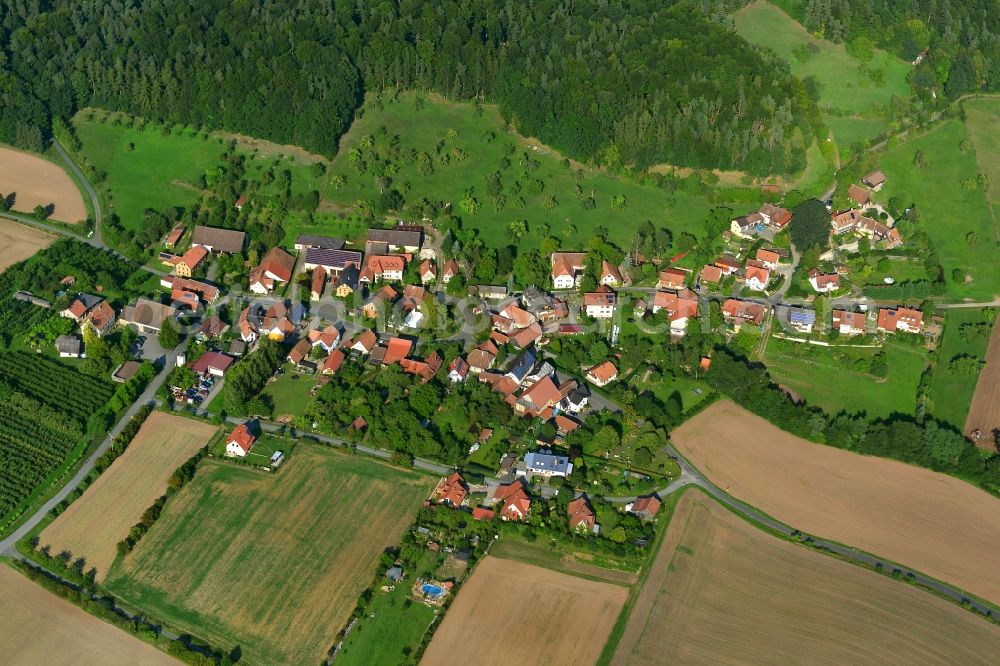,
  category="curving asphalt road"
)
[52,138,104,245]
